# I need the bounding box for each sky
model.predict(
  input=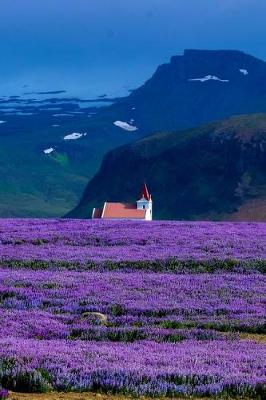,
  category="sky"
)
[1,0,266,97]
